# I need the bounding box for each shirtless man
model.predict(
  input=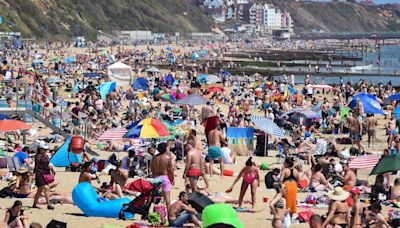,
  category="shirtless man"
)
[365,114,378,148]
[185,130,210,191]
[79,162,101,191]
[387,114,397,148]
[184,144,202,192]
[169,191,201,227]
[151,142,173,210]
[348,112,365,152]
[207,124,226,178]
[339,162,356,190]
